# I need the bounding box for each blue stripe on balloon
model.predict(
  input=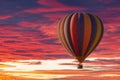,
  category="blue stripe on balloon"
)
[77,13,84,56]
